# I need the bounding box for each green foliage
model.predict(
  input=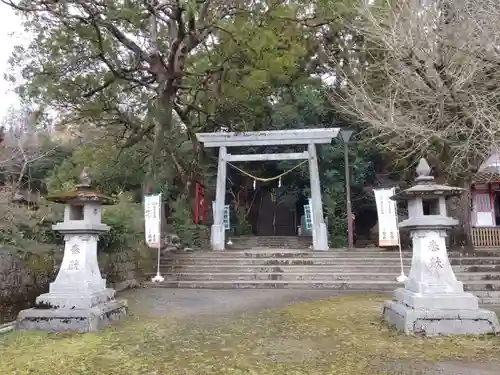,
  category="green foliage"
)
[319,140,380,246]
[171,197,208,249]
[233,213,253,236]
[99,193,144,253]
[1,137,156,254]
[45,158,79,192]
[202,6,311,129]
[7,0,323,197]
[23,137,73,192]
[0,191,144,254]
[0,199,64,250]
[221,84,381,245]
[4,0,390,246]
[6,222,62,246]
[323,186,347,248]
[46,142,147,197]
